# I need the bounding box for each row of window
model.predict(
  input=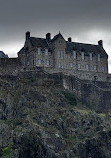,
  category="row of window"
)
[37,48,101,62]
[58,63,105,71]
[58,50,101,62]
[71,51,101,62]
[38,59,50,65]
[38,48,49,55]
